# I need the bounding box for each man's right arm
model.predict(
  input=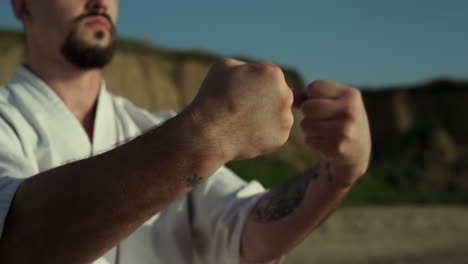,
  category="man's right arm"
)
[0,58,295,264]
[0,108,225,264]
